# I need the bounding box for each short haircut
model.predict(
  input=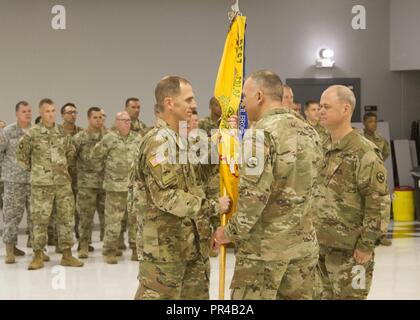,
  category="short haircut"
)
[330,85,356,111]
[209,97,221,108]
[155,76,191,113]
[61,103,76,114]
[15,100,29,112]
[305,100,319,110]
[35,116,42,124]
[39,98,54,109]
[363,112,377,122]
[246,70,283,102]
[87,107,102,118]
[125,97,140,108]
